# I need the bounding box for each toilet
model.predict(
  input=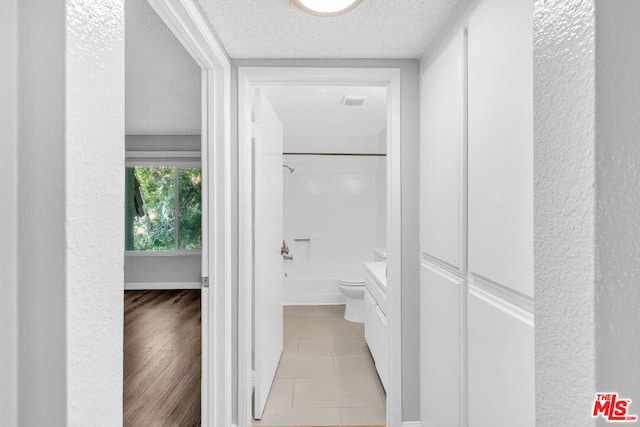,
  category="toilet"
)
[337,249,387,323]
[337,271,366,323]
